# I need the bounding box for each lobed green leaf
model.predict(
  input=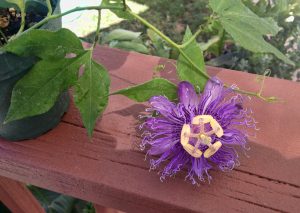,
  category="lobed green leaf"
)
[209,0,295,66]
[112,78,177,102]
[177,26,207,91]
